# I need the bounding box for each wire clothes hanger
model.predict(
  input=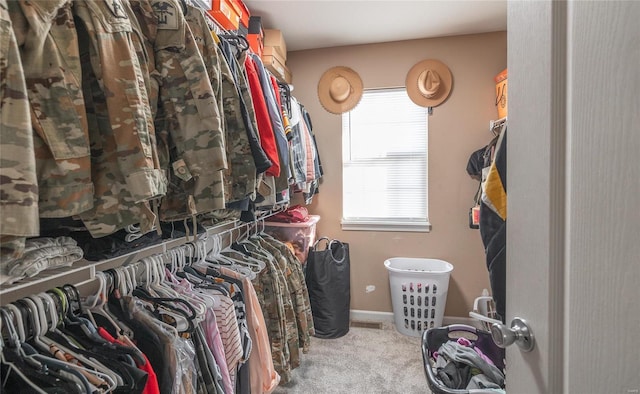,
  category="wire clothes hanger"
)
[218,33,249,52]
[155,247,218,312]
[20,296,116,392]
[117,256,198,336]
[0,306,94,394]
[198,233,252,277]
[217,229,266,277]
[53,284,147,375]
[0,307,52,394]
[147,253,208,321]
[489,117,507,136]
